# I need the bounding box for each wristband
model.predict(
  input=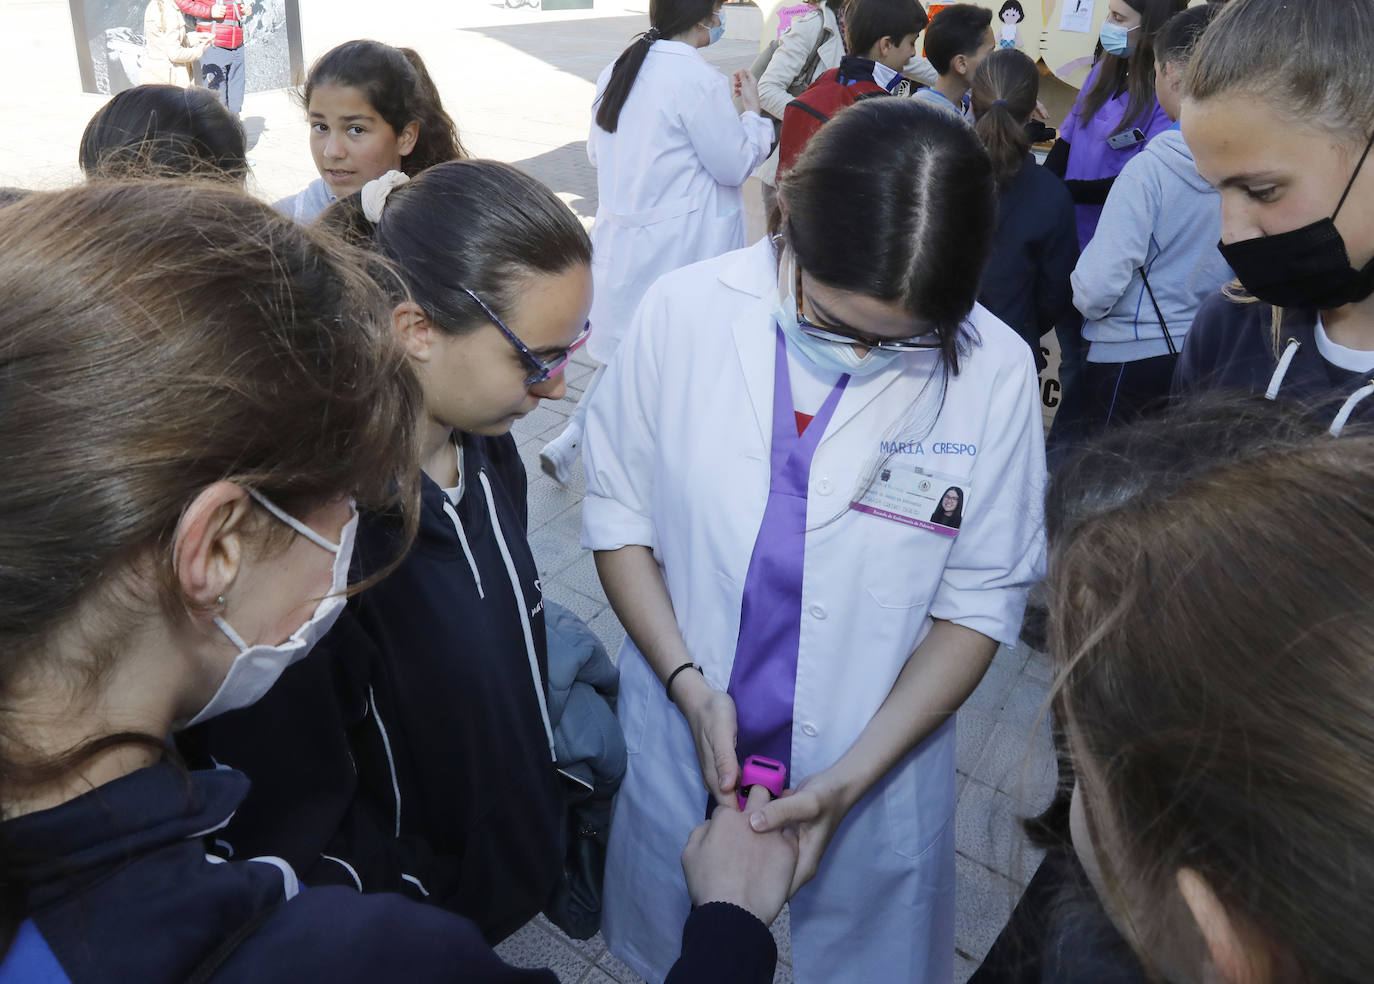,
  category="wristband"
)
[737,754,787,810]
[665,661,702,702]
